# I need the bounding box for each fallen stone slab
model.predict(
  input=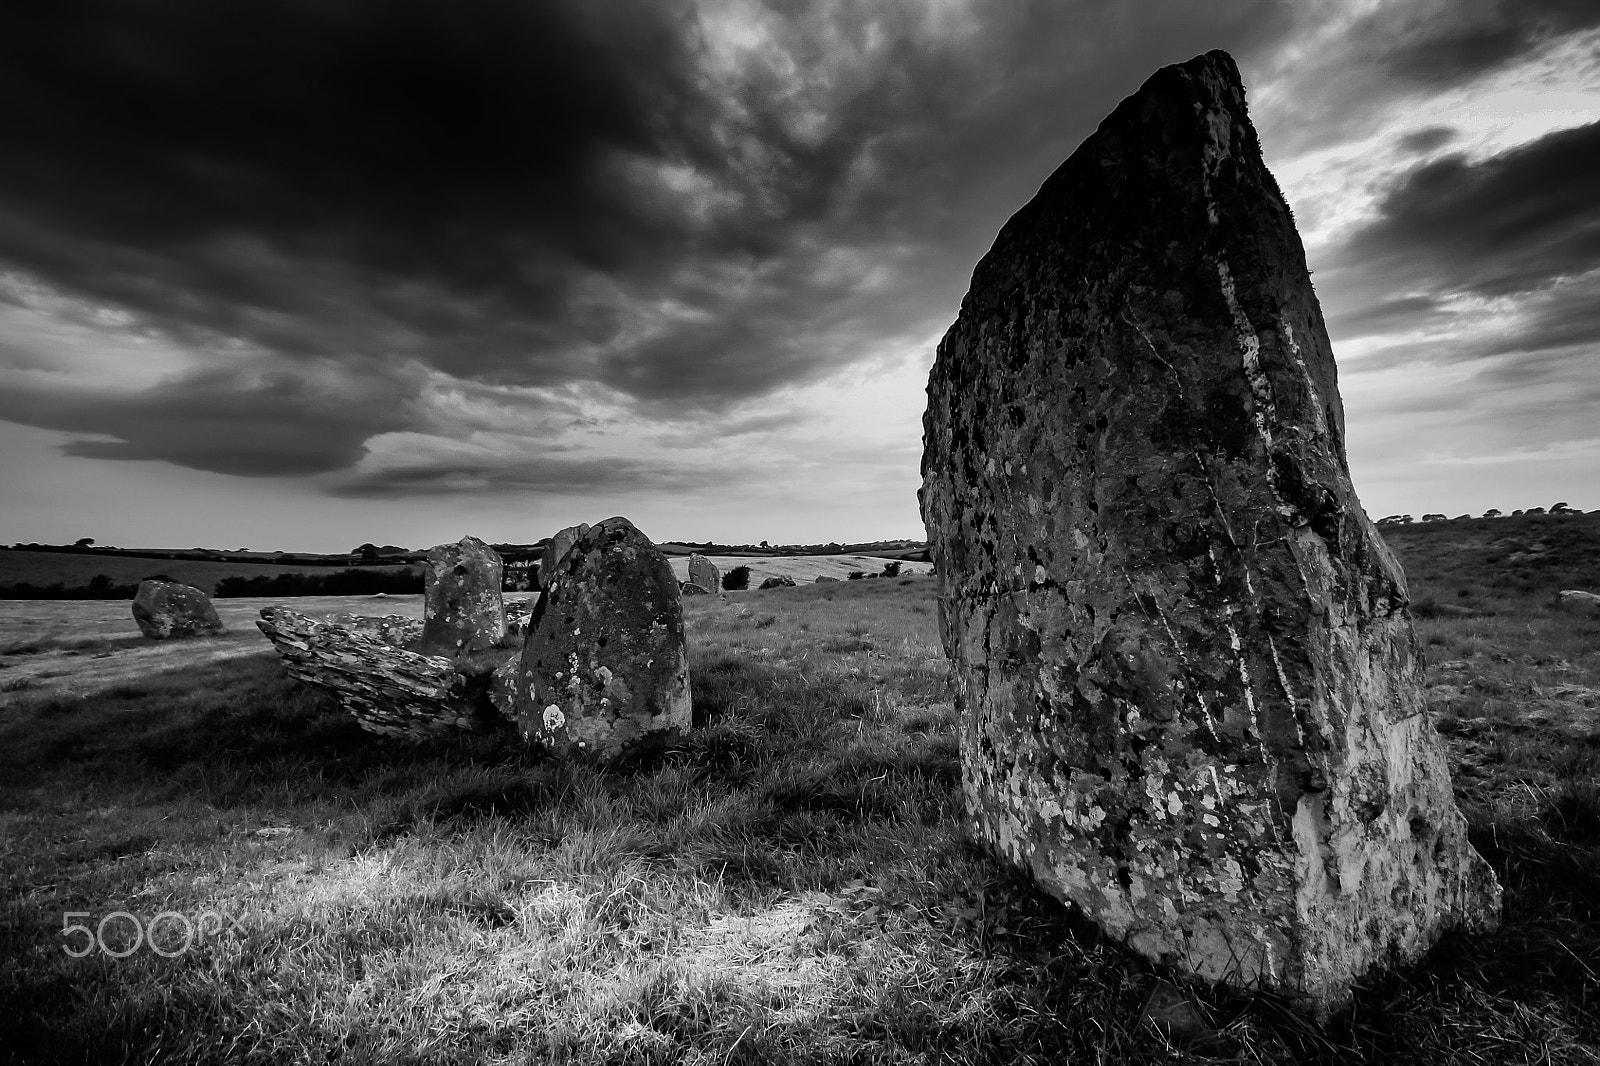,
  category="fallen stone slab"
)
[257,607,503,739]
